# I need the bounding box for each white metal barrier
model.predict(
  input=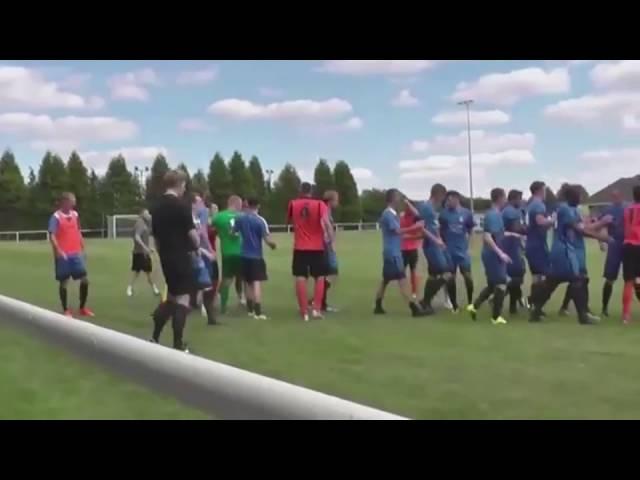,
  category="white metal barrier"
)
[0,229,105,242]
[0,294,406,420]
